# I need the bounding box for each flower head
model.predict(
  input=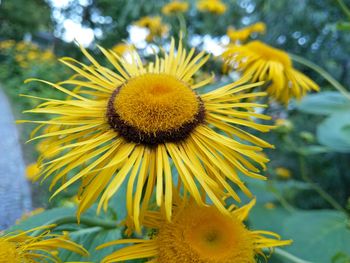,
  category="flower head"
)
[162,1,189,15]
[22,38,273,233]
[0,225,88,263]
[98,199,292,263]
[222,41,319,104]
[197,0,227,14]
[25,163,40,182]
[134,16,169,42]
[275,167,292,180]
[227,22,266,43]
[111,43,132,57]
